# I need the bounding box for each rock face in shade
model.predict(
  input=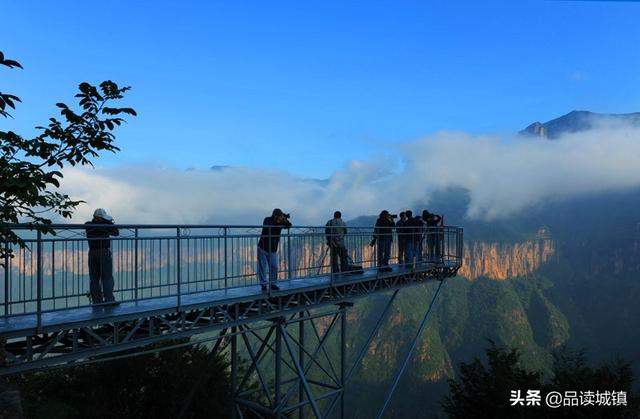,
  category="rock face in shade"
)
[519,110,640,139]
